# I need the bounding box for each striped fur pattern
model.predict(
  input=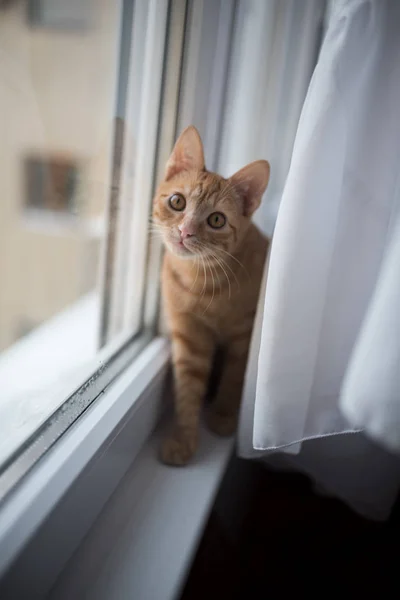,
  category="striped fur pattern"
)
[153,126,270,465]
